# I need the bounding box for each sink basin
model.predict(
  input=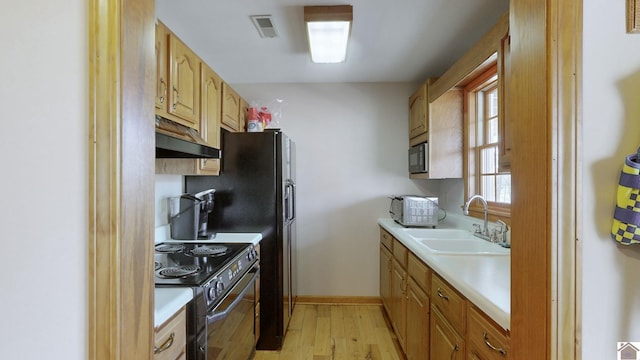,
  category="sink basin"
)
[400,228,475,240]
[418,238,510,255]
